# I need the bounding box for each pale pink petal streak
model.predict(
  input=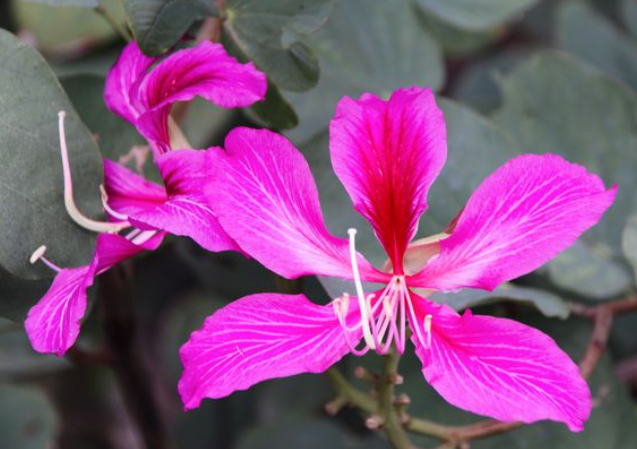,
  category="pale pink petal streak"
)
[129,150,239,252]
[104,41,156,123]
[409,154,616,291]
[207,127,387,282]
[179,293,360,409]
[330,87,447,272]
[409,297,591,431]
